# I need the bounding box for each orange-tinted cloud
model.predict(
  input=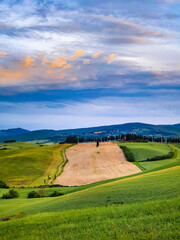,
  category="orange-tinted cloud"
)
[70,76,77,81]
[0,69,25,83]
[59,72,66,79]
[62,63,72,69]
[36,52,46,57]
[130,37,150,44]
[143,31,171,38]
[107,53,118,64]
[83,59,91,64]
[70,50,84,60]
[100,15,170,39]
[0,51,7,58]
[51,48,67,54]
[92,52,103,58]
[108,37,150,45]
[42,58,49,65]
[23,56,34,67]
[50,55,67,68]
[47,69,55,74]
